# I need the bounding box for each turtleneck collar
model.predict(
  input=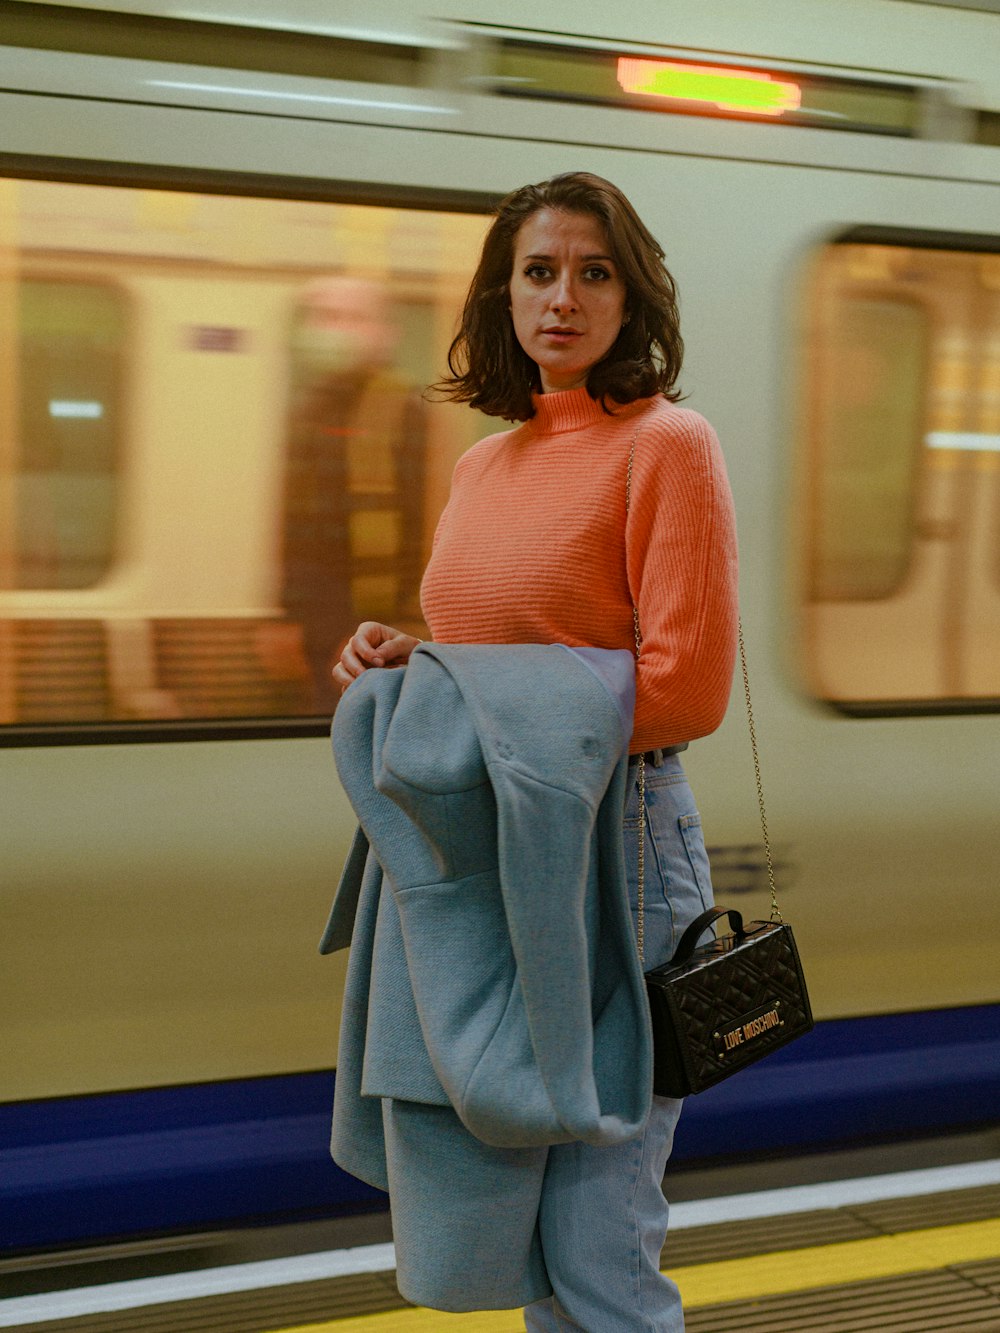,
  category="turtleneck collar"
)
[527,385,633,435]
